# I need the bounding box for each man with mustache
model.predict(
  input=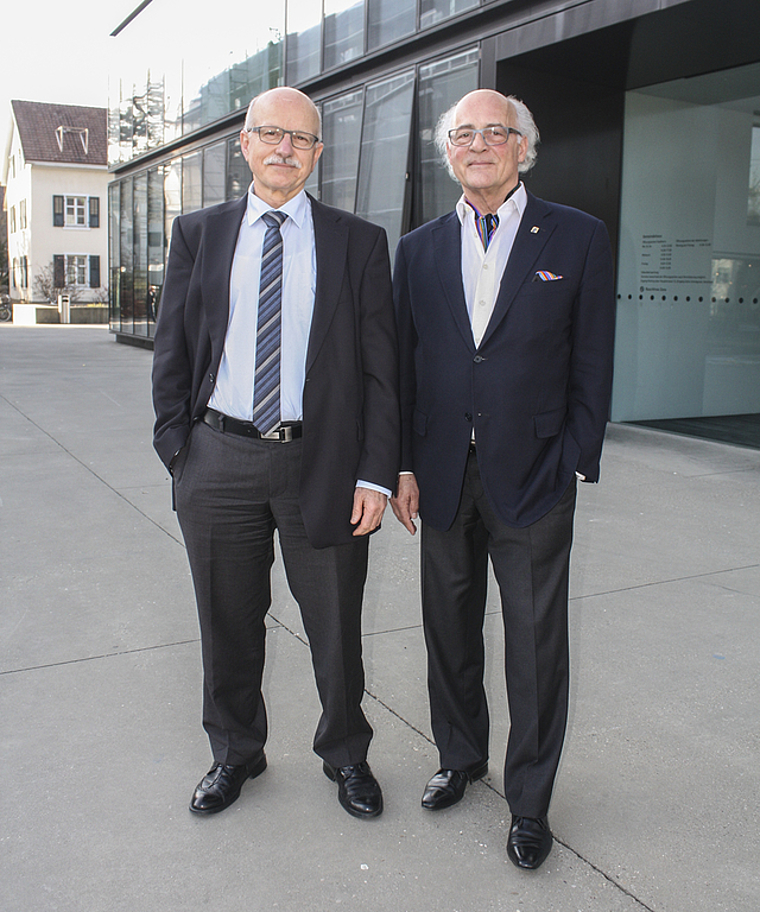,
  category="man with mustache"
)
[152,87,399,819]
